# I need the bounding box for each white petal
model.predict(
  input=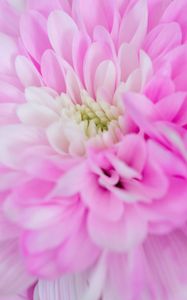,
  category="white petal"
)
[17,103,58,127]
[35,272,90,300]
